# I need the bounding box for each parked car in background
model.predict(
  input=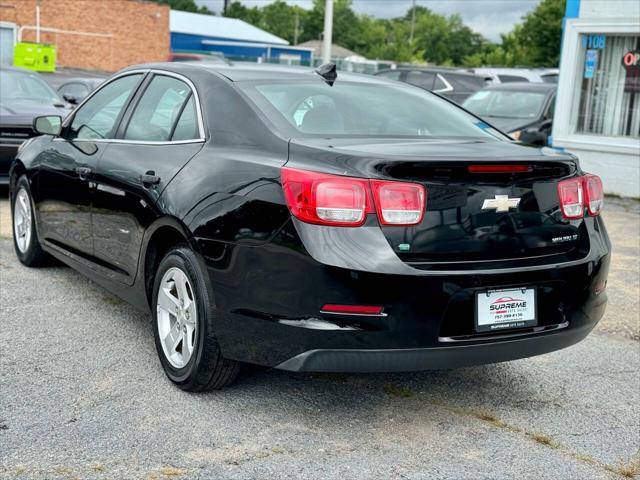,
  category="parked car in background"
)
[11,63,608,391]
[0,66,70,185]
[375,67,485,104]
[466,68,559,85]
[462,82,556,145]
[168,52,231,65]
[57,78,105,105]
